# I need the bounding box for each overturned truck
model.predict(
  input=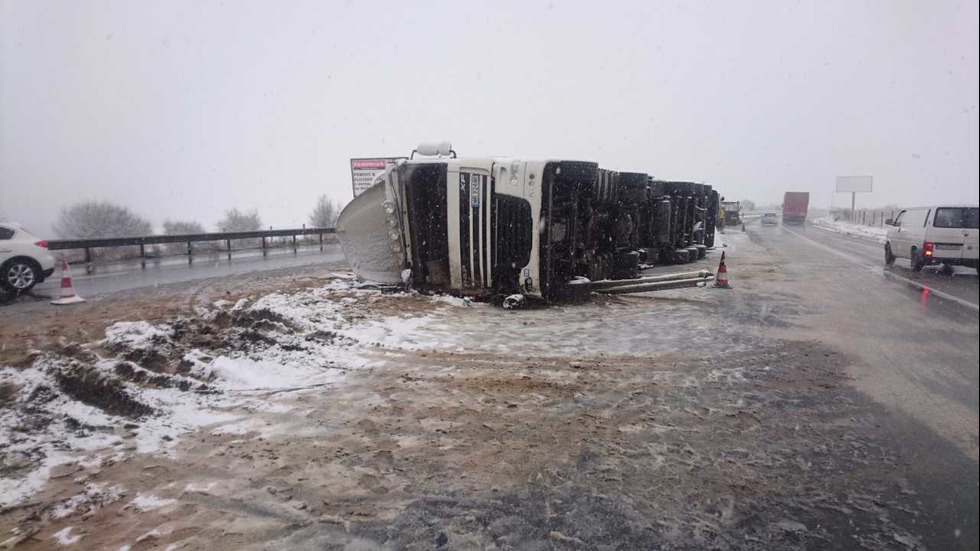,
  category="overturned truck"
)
[338,145,720,302]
